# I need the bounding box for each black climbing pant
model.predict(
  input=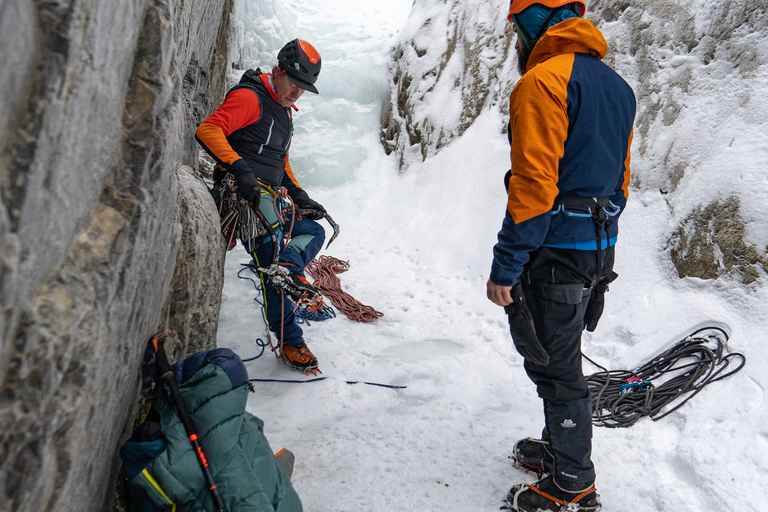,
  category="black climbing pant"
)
[520,245,615,489]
